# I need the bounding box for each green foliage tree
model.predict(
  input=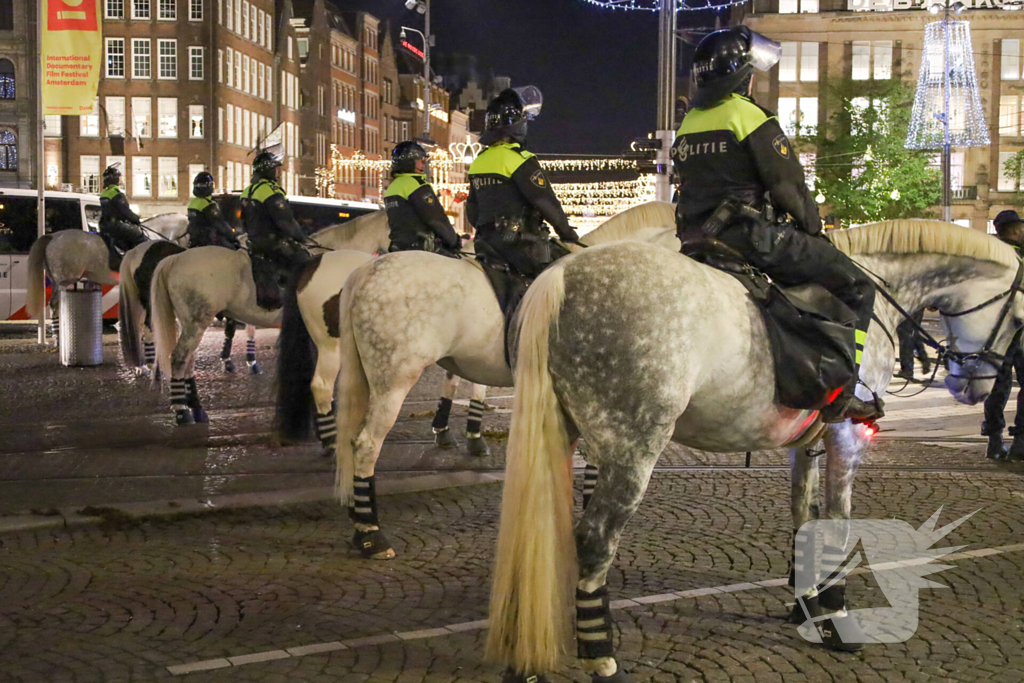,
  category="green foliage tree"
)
[809,77,942,225]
